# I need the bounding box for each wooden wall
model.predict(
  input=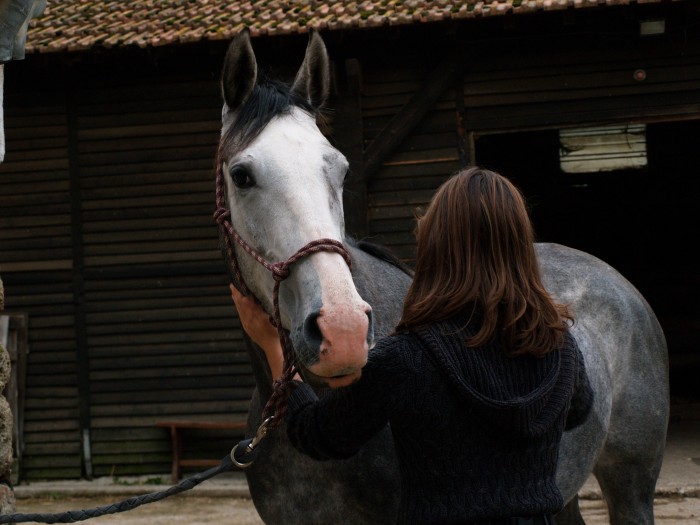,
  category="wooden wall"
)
[0,3,699,480]
[0,66,252,479]
[362,64,460,263]
[357,13,700,269]
[345,13,700,404]
[0,85,82,479]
